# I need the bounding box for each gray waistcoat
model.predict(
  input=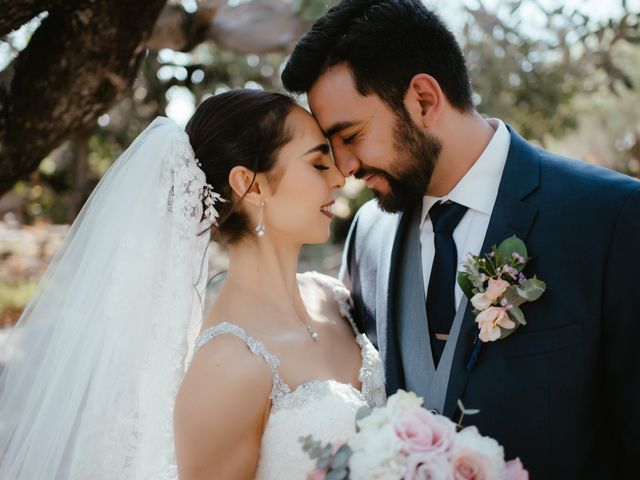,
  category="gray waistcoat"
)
[394,206,468,414]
